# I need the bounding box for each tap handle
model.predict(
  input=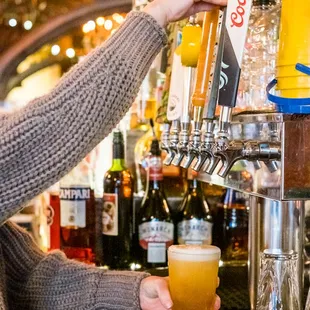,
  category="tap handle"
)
[181,18,201,123]
[192,9,220,109]
[204,8,227,120]
[181,16,202,68]
[218,0,253,109]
